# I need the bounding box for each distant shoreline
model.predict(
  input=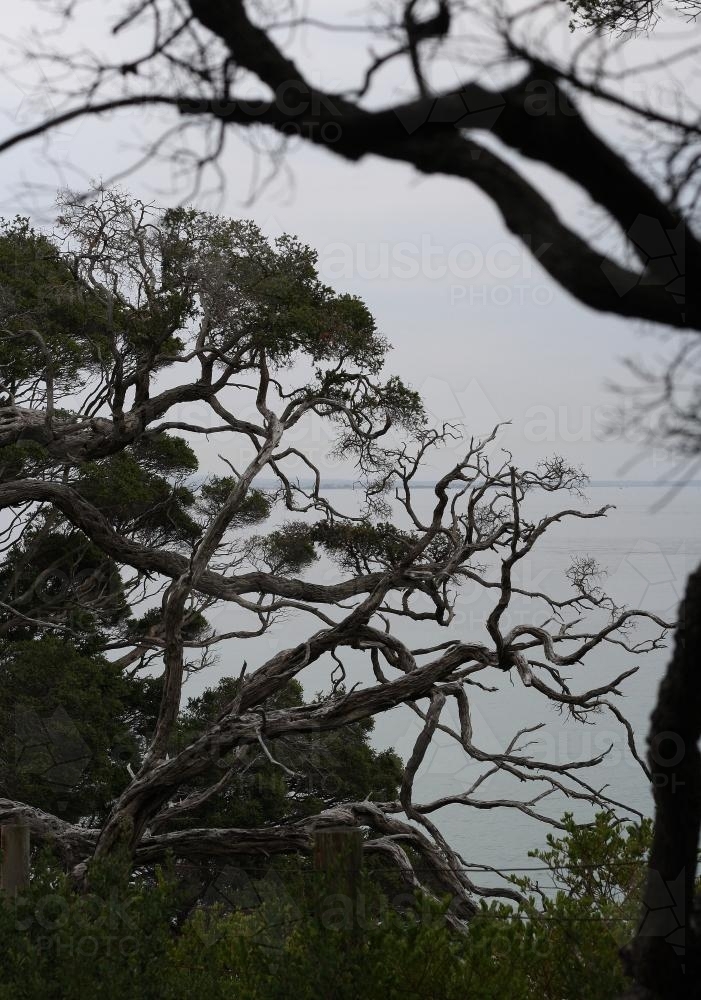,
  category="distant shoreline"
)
[250,480,701,490]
